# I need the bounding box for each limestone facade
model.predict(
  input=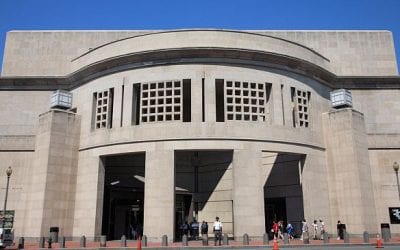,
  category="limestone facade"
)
[0,29,399,241]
